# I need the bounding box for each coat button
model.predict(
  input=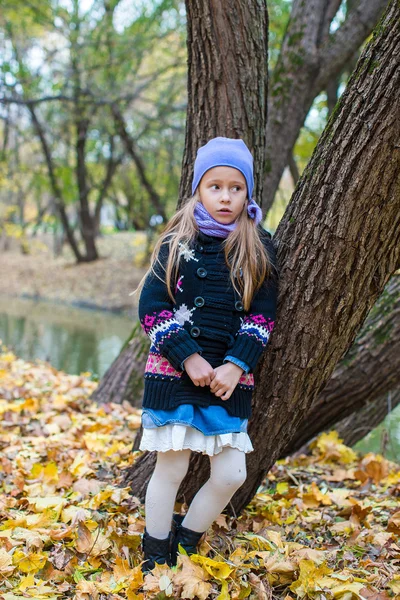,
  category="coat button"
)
[190,326,201,337]
[196,244,204,252]
[194,296,205,307]
[197,267,207,278]
[235,300,244,311]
